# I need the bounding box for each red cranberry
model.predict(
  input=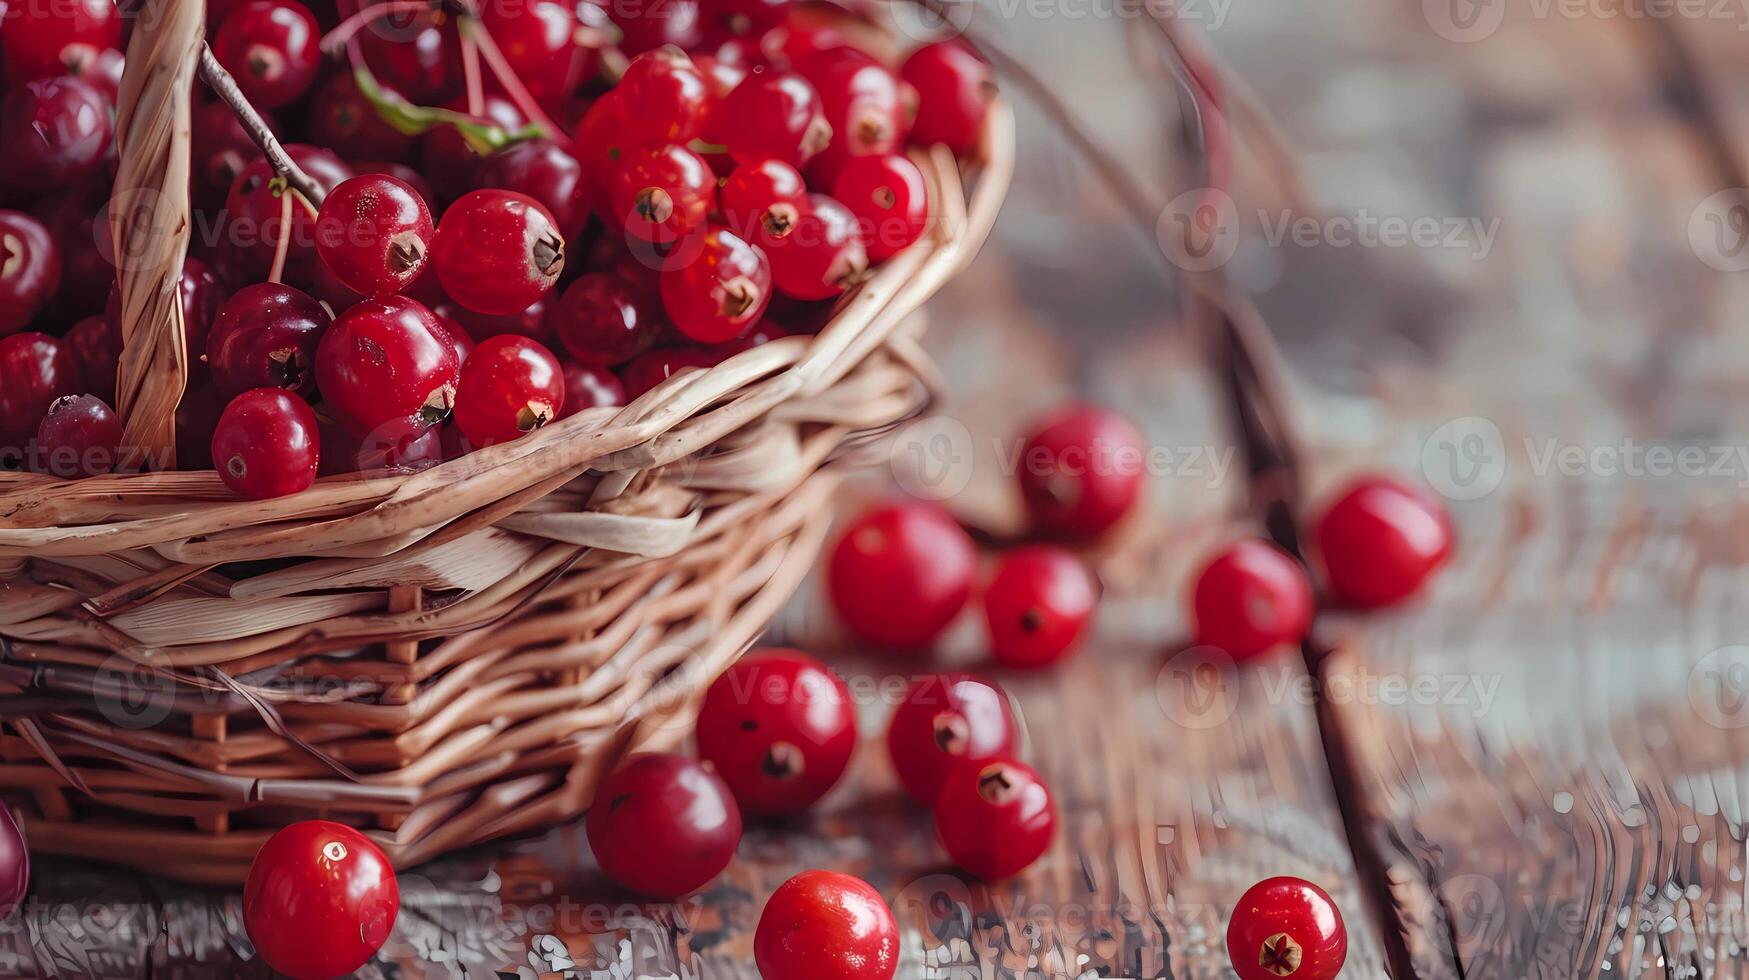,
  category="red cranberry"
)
[935,758,1056,879]
[618,48,712,146]
[477,0,587,102]
[433,189,565,316]
[476,137,591,241]
[617,344,720,398]
[34,195,109,320]
[36,393,121,477]
[208,283,332,399]
[1,0,121,84]
[0,332,79,451]
[224,145,353,279]
[550,272,658,366]
[983,545,1097,669]
[315,174,435,298]
[795,48,911,185]
[834,154,929,262]
[559,362,625,417]
[351,161,436,214]
[418,93,526,205]
[706,71,832,168]
[887,673,1016,805]
[308,72,413,162]
[429,309,474,365]
[764,24,851,65]
[901,41,995,156]
[611,0,701,54]
[1191,539,1313,660]
[213,0,323,109]
[175,387,224,470]
[319,417,443,476]
[211,388,320,498]
[765,194,867,300]
[755,871,898,980]
[1016,403,1147,540]
[661,227,771,344]
[64,313,119,403]
[695,649,856,815]
[827,501,976,650]
[193,98,275,210]
[452,334,564,446]
[0,76,114,191]
[693,53,747,101]
[585,753,741,896]
[446,295,556,346]
[0,211,62,336]
[1312,475,1453,609]
[177,257,227,370]
[606,143,715,247]
[1227,877,1348,980]
[316,295,461,441]
[243,821,399,980]
[575,90,633,196]
[357,9,459,102]
[0,805,25,920]
[721,159,807,242]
